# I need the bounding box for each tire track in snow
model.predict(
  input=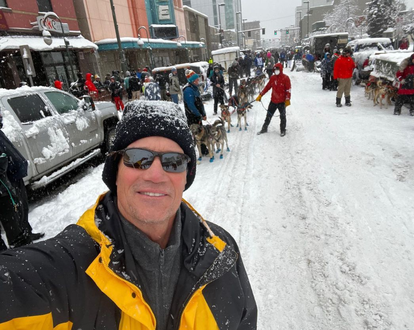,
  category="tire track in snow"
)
[274,73,393,329]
